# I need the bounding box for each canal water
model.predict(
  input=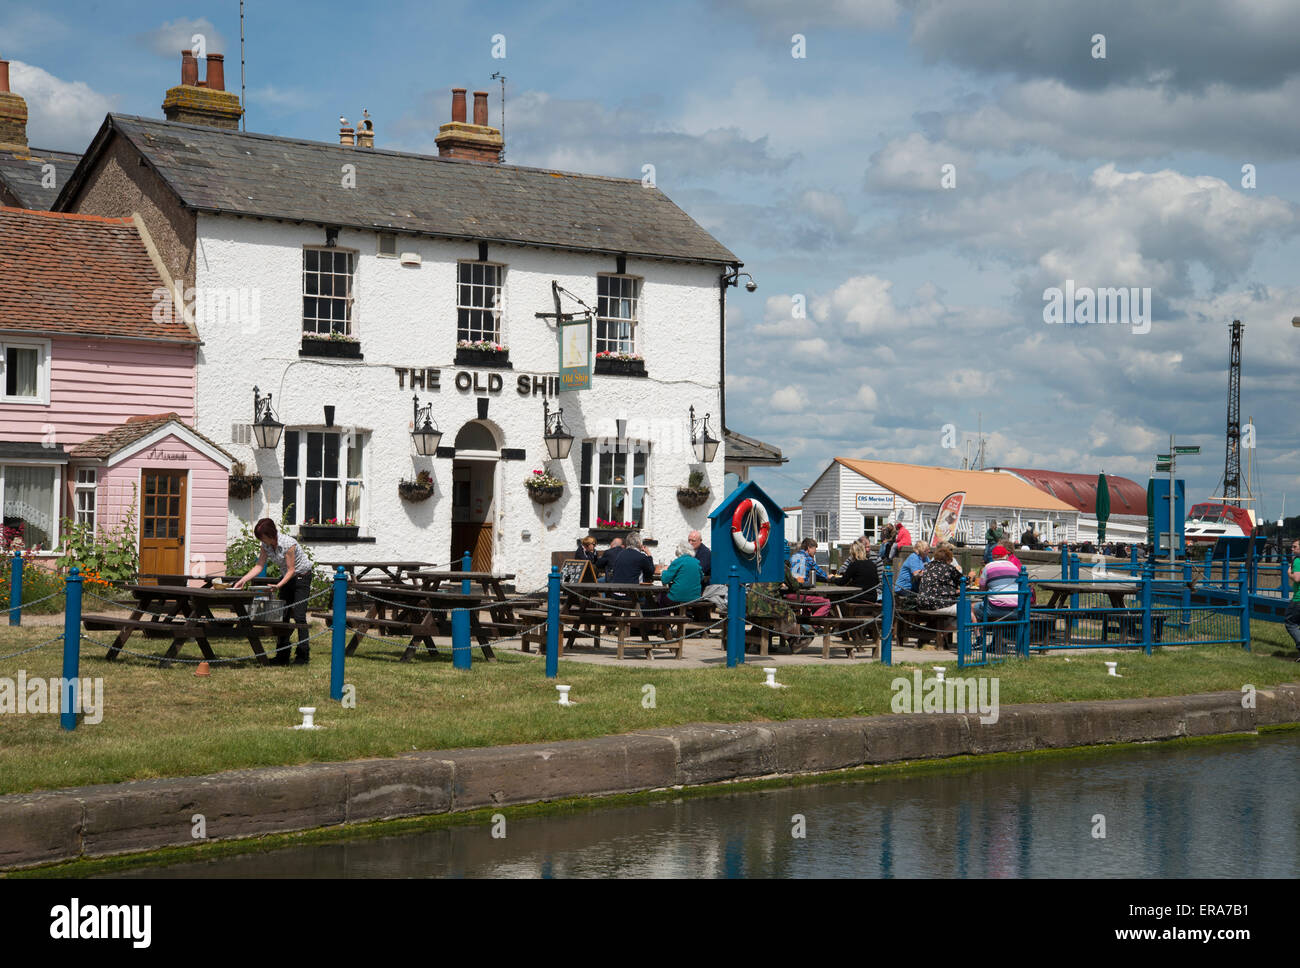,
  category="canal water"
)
[112,732,1300,878]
